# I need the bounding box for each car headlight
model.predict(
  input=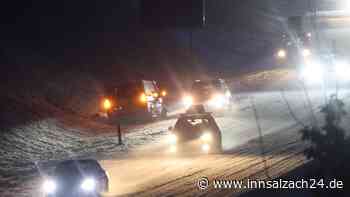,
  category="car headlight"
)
[209,94,226,108]
[201,144,210,153]
[42,179,57,194]
[168,133,177,144]
[81,178,96,192]
[276,49,286,59]
[169,145,177,153]
[300,62,324,84]
[200,132,212,142]
[301,48,311,58]
[183,96,193,108]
